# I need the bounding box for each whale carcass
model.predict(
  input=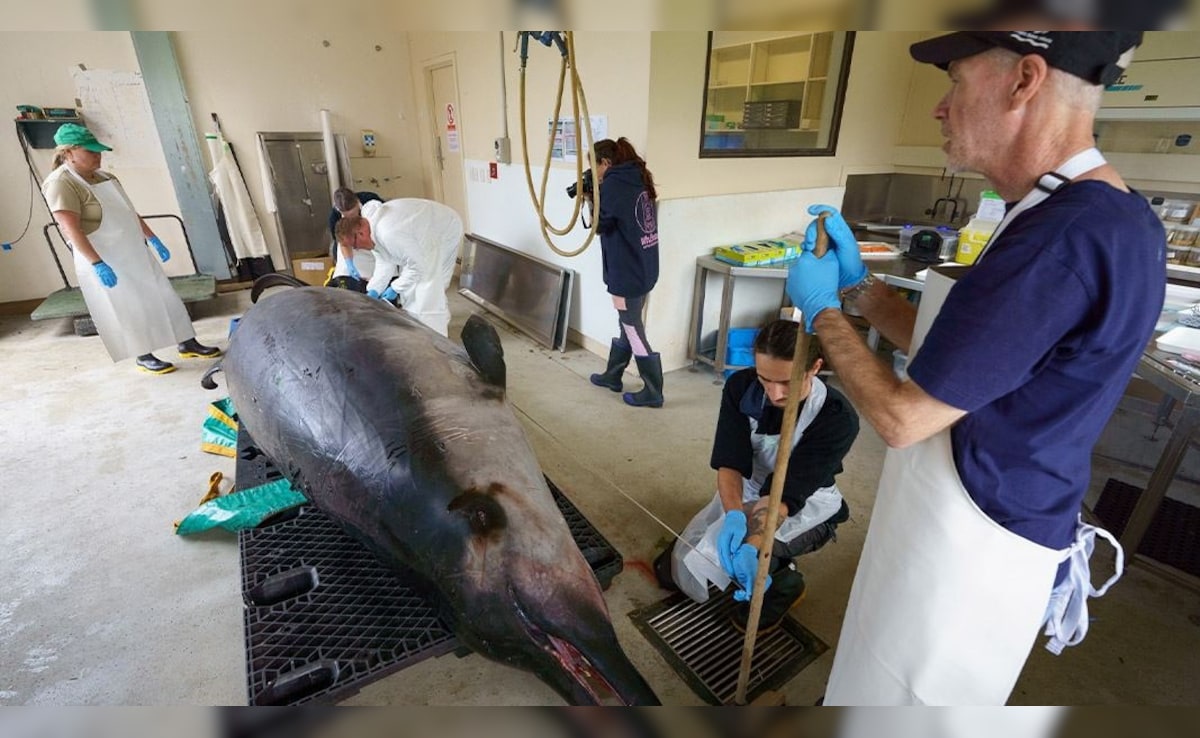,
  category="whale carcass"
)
[207,287,658,705]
